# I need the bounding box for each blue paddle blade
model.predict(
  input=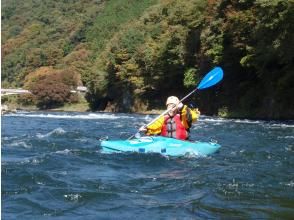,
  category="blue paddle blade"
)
[197,67,223,90]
